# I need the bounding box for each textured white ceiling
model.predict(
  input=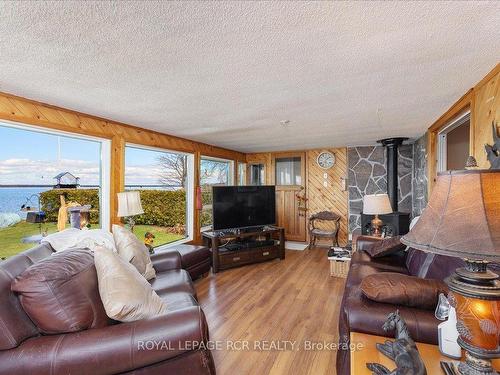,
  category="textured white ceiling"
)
[0,2,499,152]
